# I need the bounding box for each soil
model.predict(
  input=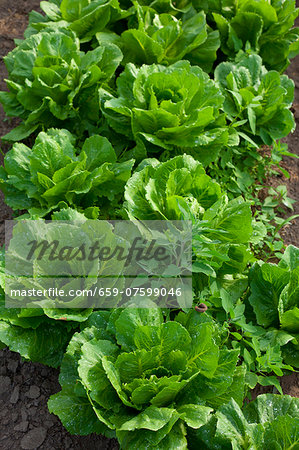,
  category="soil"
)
[0,1,298,449]
[0,348,118,450]
[279,58,299,247]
